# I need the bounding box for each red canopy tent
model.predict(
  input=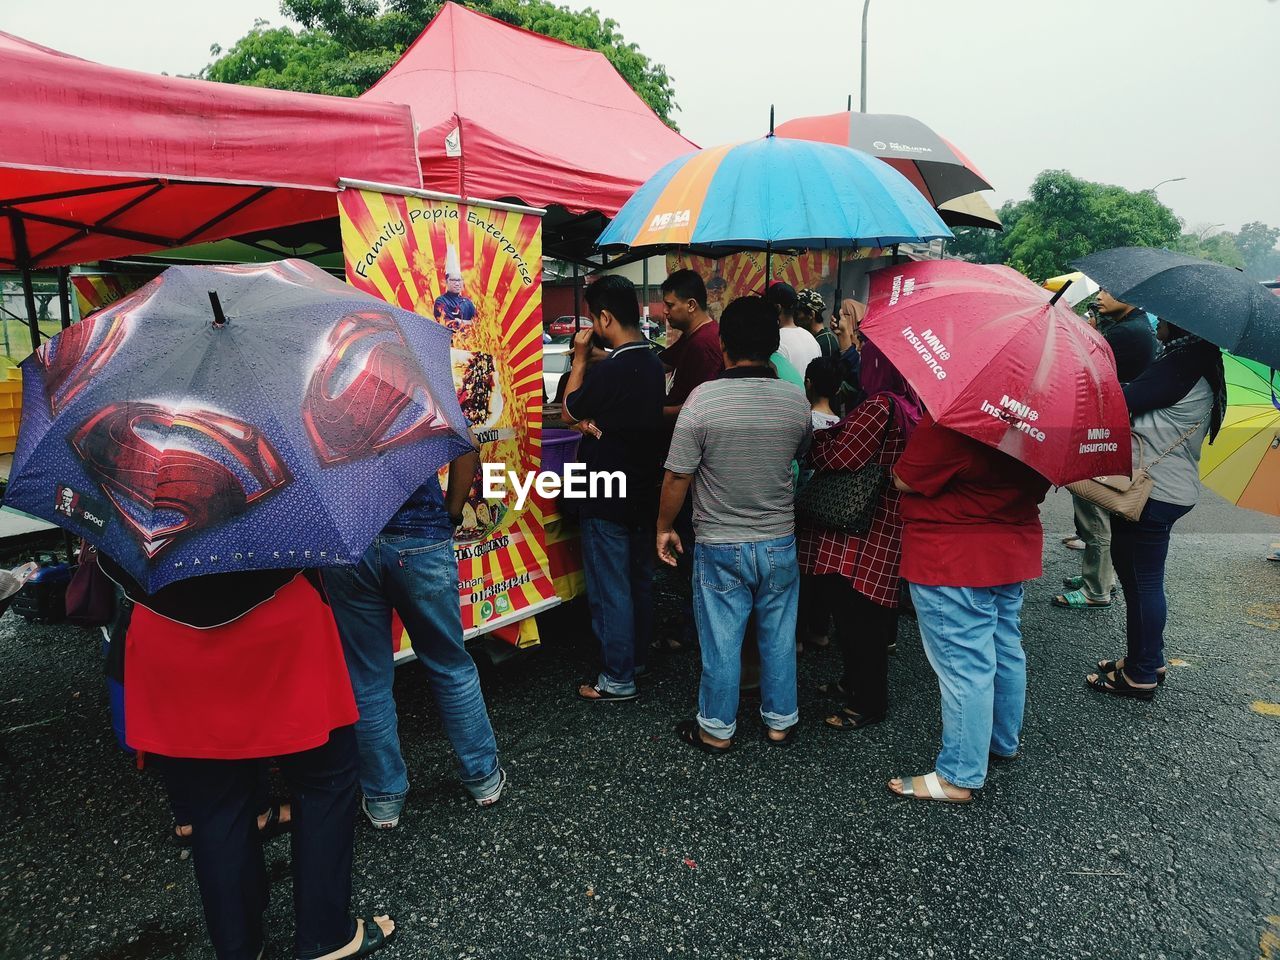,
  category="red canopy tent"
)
[360,1,695,254]
[0,31,422,347]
